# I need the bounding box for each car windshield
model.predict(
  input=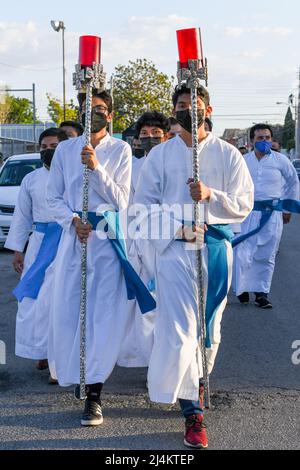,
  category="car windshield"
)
[0,159,42,186]
[293,161,300,169]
